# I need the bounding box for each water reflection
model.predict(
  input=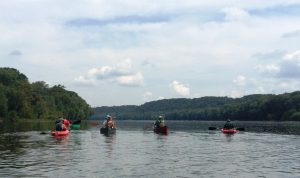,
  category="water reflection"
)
[72,133,82,146]
[223,134,234,142]
[54,135,69,145]
[103,134,116,157]
[208,130,217,134]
